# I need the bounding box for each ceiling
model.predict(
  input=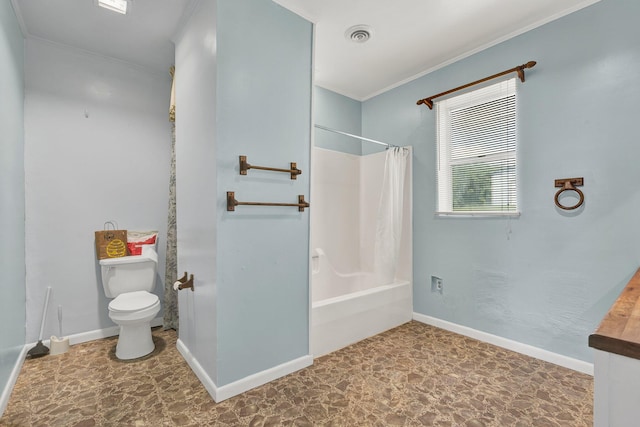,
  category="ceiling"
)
[274,0,600,100]
[12,0,600,99]
[11,0,195,74]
